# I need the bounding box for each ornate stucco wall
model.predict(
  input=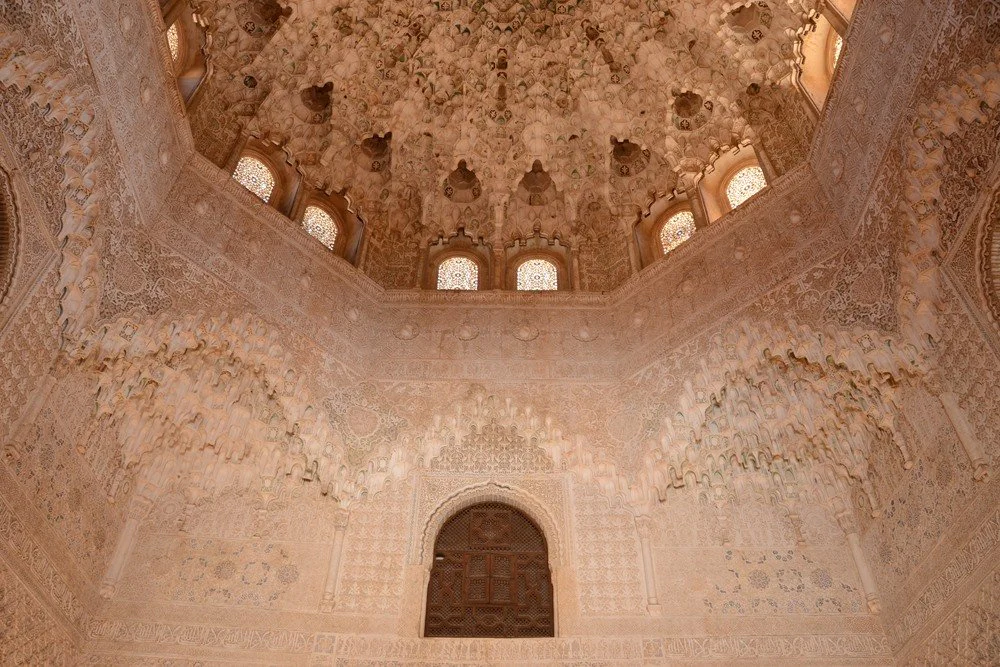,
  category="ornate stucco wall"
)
[0,0,998,664]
